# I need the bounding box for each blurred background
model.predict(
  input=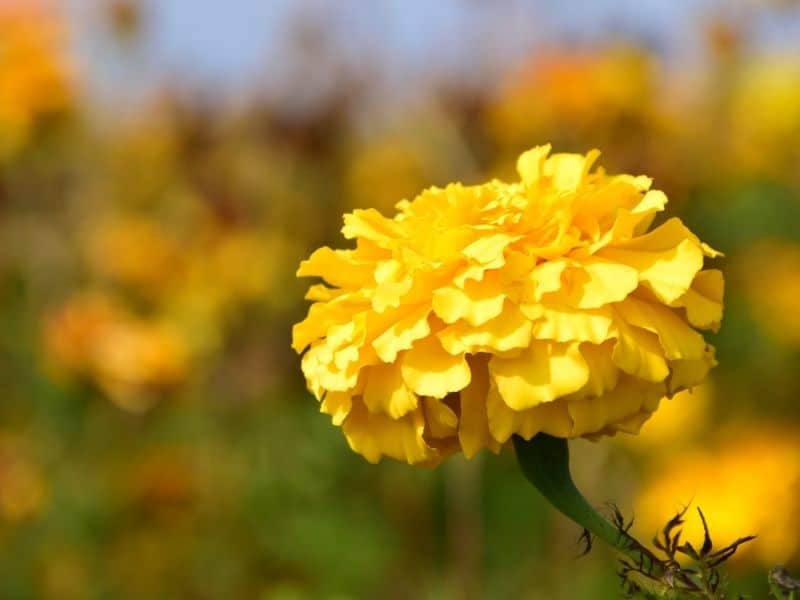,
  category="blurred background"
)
[2,0,800,598]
